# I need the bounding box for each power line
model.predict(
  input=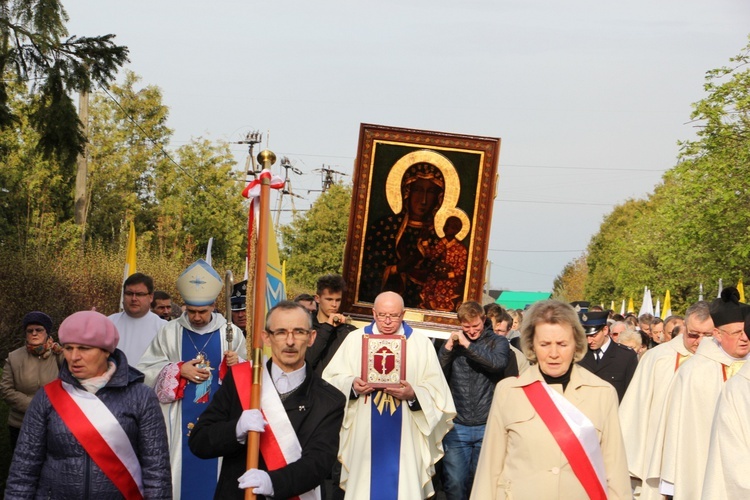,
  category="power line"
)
[97,85,203,188]
[501,163,667,172]
[489,248,584,253]
[498,198,614,207]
